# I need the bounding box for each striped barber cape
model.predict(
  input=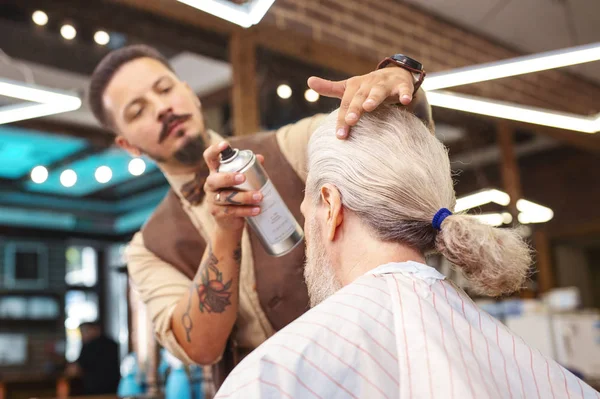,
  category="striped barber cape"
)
[216,261,599,399]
